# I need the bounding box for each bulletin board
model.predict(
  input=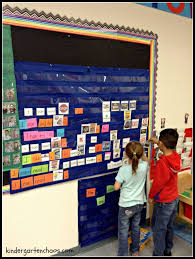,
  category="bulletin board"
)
[3,5,158,194]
